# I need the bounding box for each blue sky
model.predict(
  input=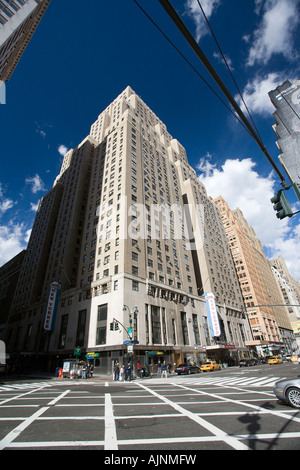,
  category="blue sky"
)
[1,0,300,280]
